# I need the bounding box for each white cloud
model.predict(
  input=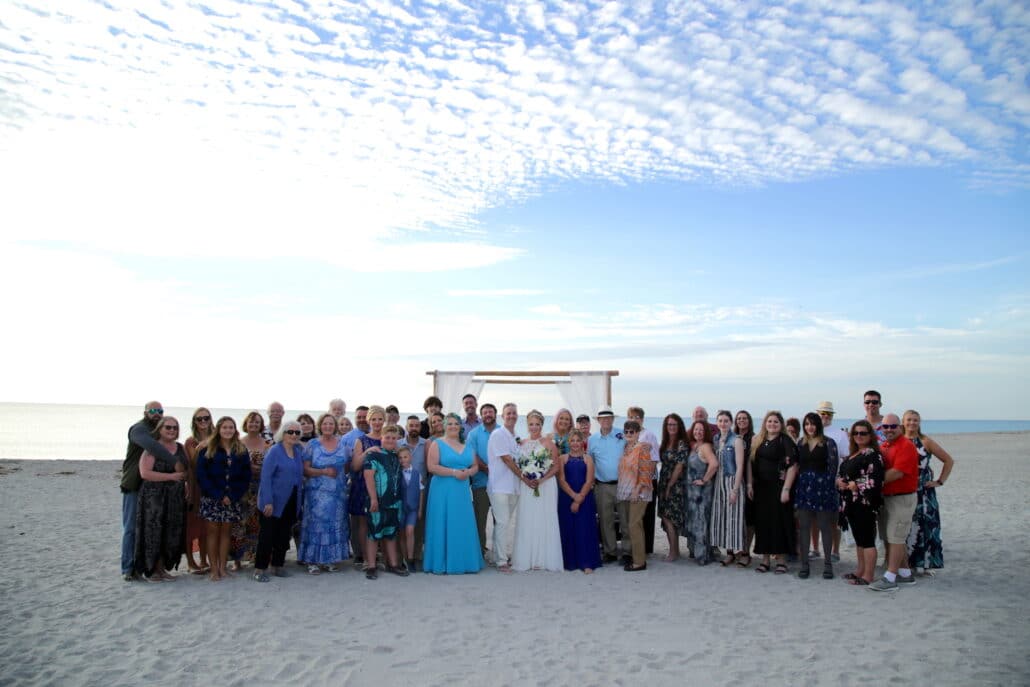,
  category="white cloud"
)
[1,0,1026,270]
